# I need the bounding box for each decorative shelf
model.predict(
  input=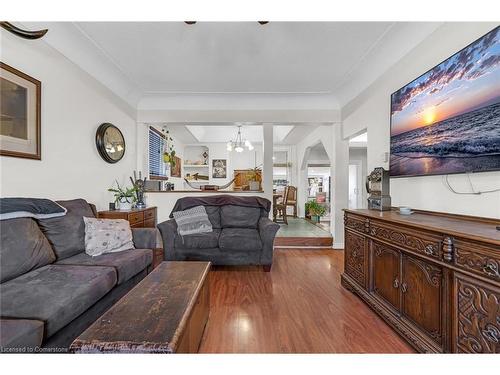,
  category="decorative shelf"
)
[184,164,209,168]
